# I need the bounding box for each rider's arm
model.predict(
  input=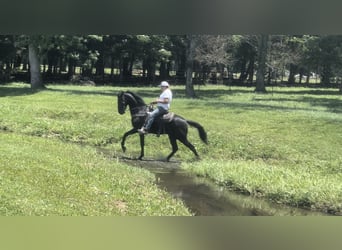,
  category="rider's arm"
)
[156,97,169,104]
[151,97,169,104]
